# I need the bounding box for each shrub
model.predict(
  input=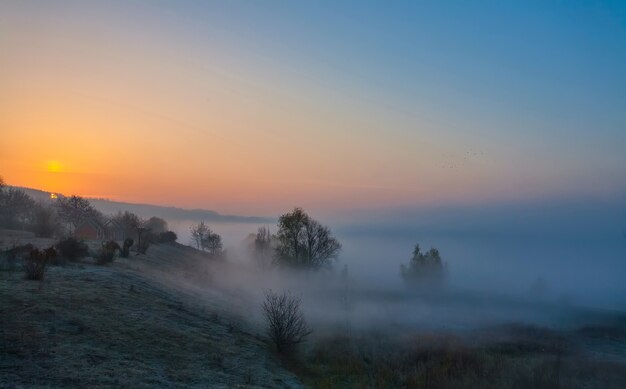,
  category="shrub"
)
[145,216,168,234]
[144,232,158,244]
[262,290,311,354]
[23,247,56,280]
[5,243,34,261]
[120,238,133,258]
[1,243,34,271]
[97,241,119,265]
[55,237,88,262]
[158,230,177,243]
